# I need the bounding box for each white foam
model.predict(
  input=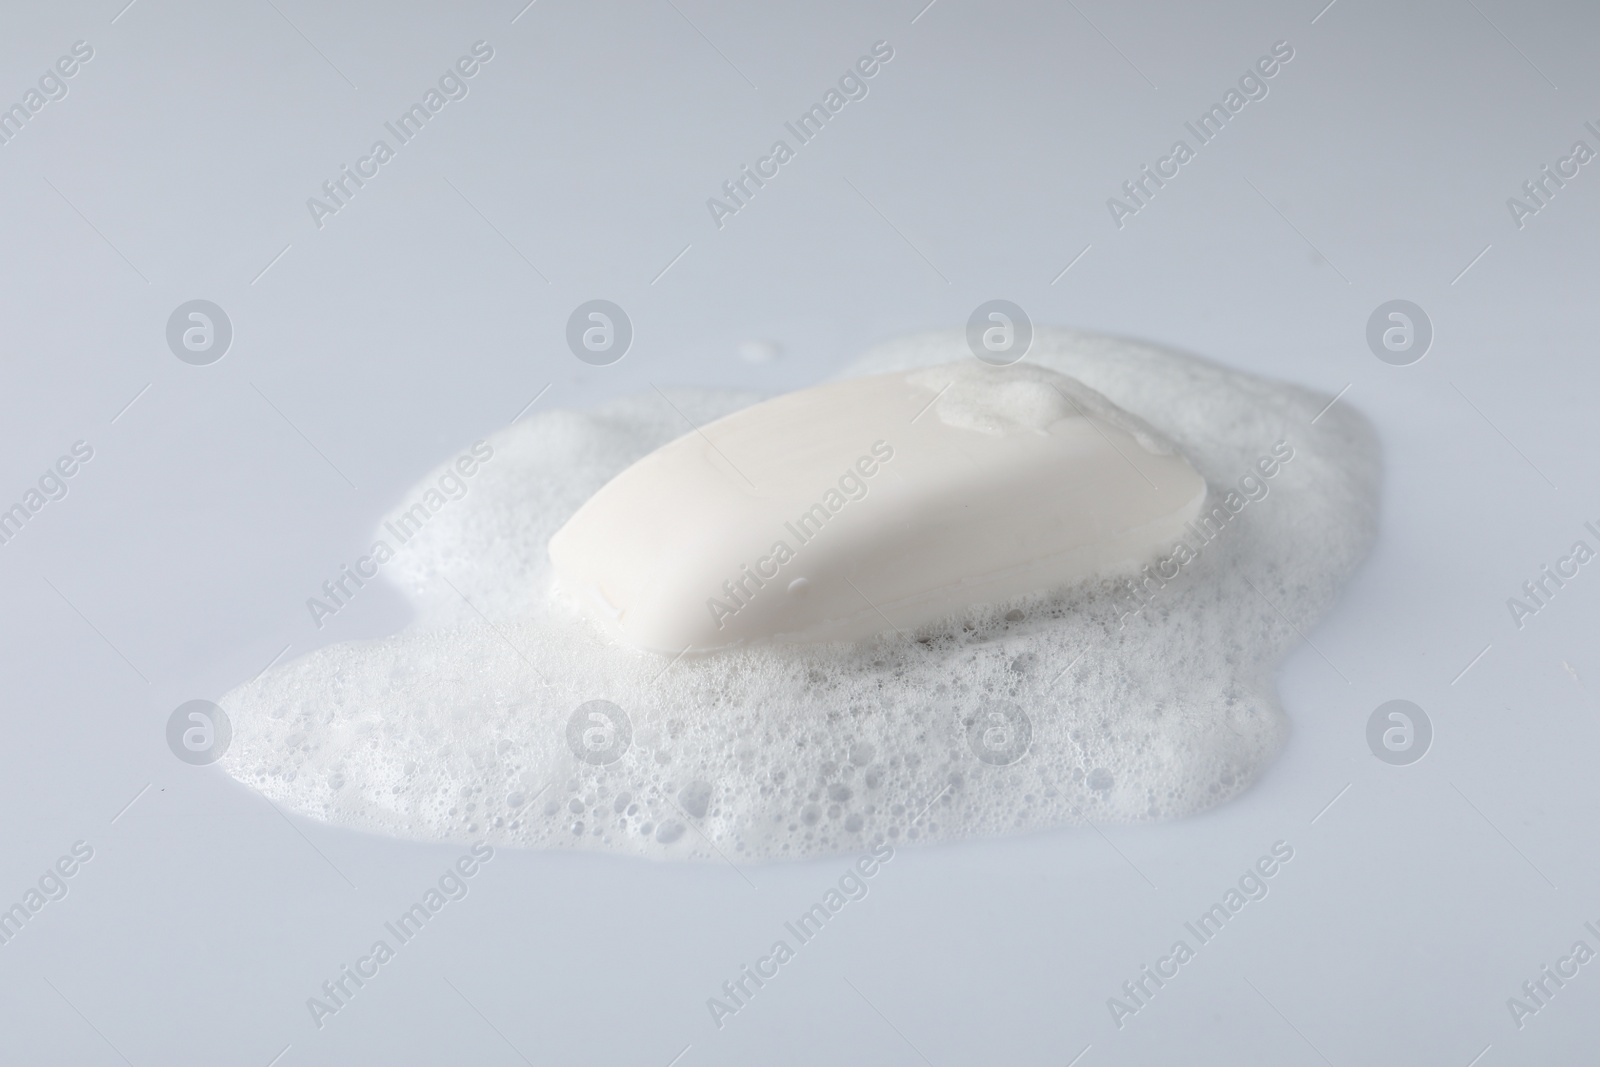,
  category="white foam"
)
[220,329,1378,861]
[908,360,1172,452]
